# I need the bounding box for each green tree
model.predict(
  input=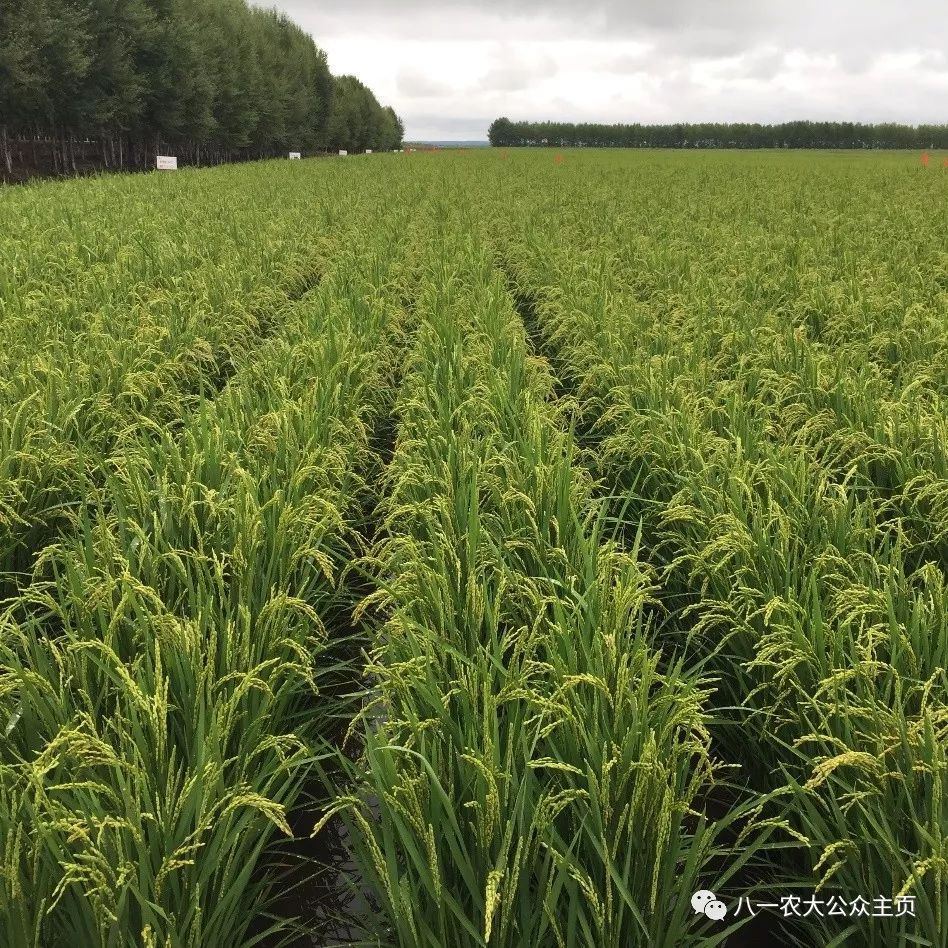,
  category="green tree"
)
[487,116,514,147]
[2,0,400,177]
